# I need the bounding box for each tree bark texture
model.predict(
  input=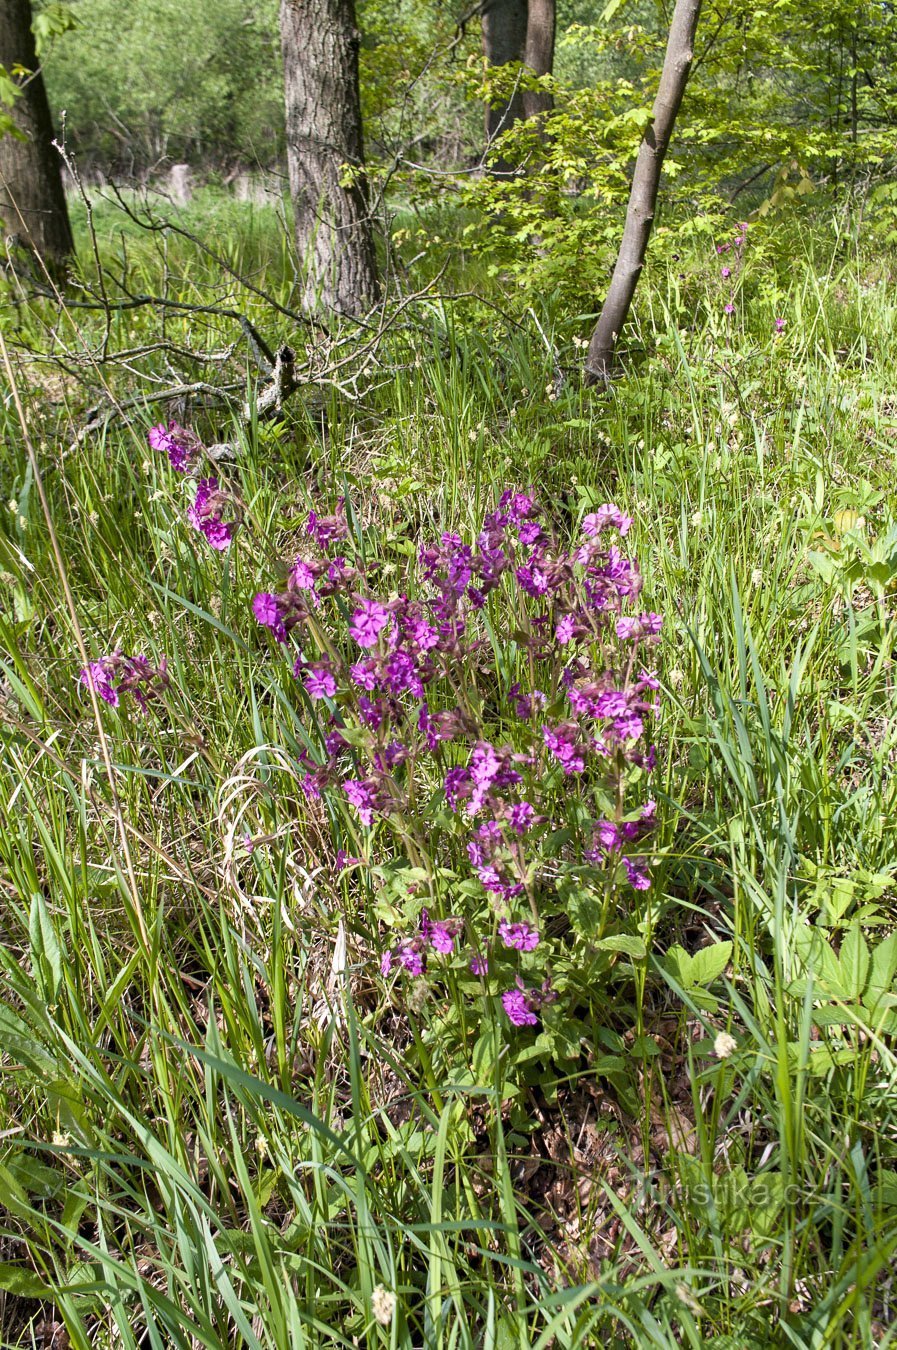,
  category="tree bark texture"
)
[279,0,379,317]
[523,0,555,120]
[585,0,702,385]
[482,0,527,173]
[0,0,73,265]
